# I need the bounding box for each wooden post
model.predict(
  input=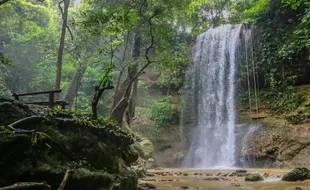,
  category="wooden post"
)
[61,101,66,109]
[49,92,54,108]
[12,93,19,100]
[12,89,62,108]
